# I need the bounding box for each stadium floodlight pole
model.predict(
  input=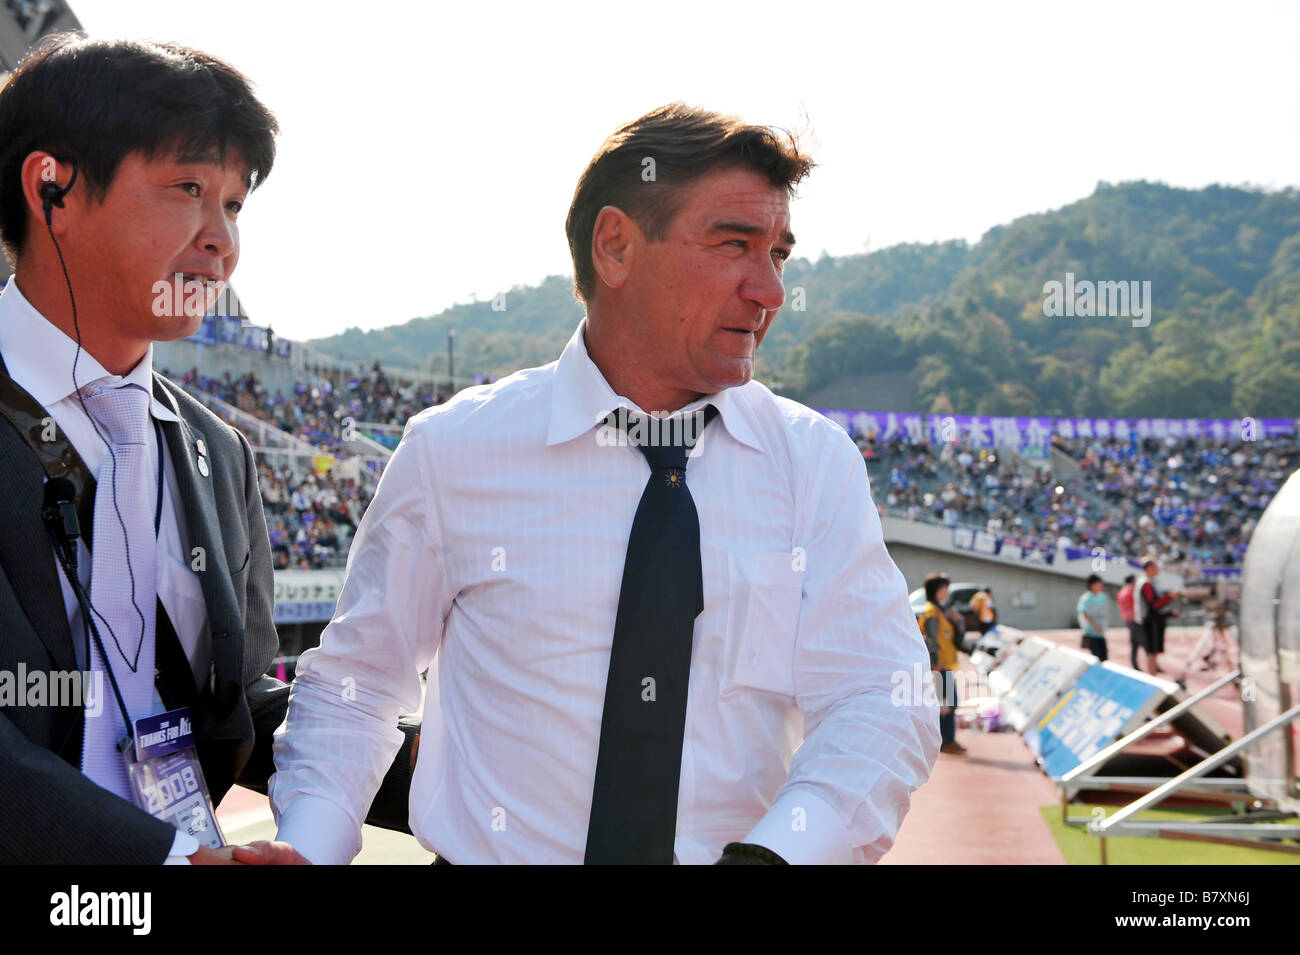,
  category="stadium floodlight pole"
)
[448,329,456,394]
